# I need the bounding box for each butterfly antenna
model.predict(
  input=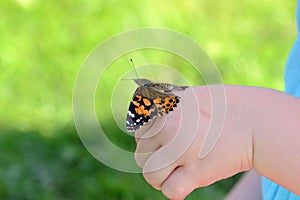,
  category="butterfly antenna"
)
[130,58,140,79]
[121,58,140,81]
